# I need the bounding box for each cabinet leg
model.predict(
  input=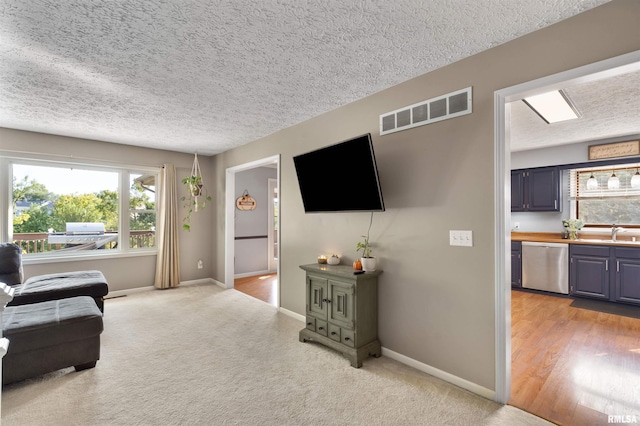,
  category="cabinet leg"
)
[368,341,382,359]
[348,355,363,368]
[299,329,311,343]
